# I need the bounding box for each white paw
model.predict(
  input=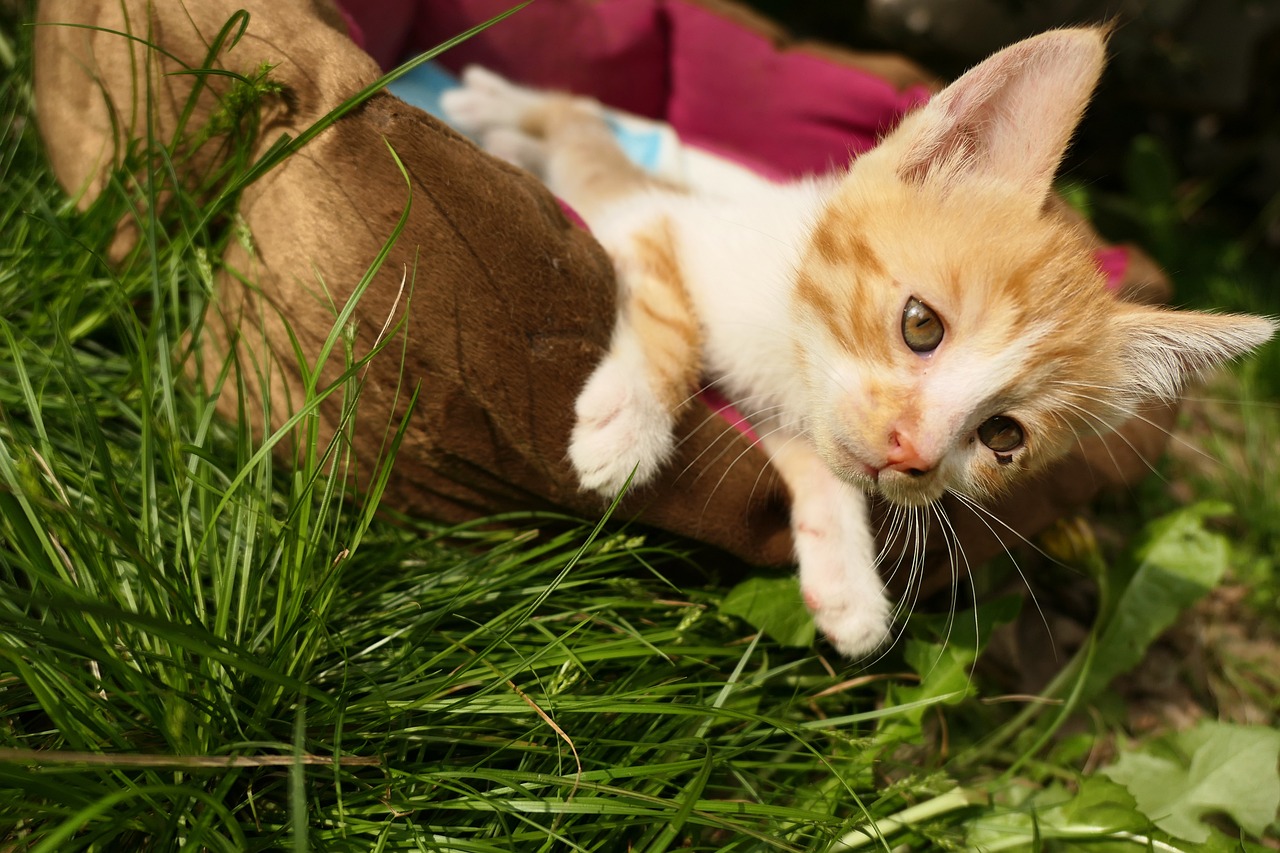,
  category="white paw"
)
[569,358,675,497]
[807,590,892,659]
[440,66,544,134]
[480,127,546,172]
[786,475,892,658]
